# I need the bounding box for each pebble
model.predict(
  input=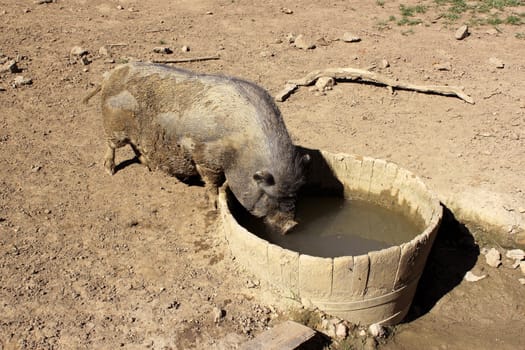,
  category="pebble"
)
[489,57,504,69]
[181,45,190,52]
[368,323,385,338]
[485,248,502,268]
[0,86,6,92]
[506,249,525,260]
[281,7,293,14]
[315,76,335,92]
[521,261,525,275]
[35,0,53,4]
[455,25,469,40]
[70,46,88,57]
[434,62,452,71]
[381,59,390,68]
[293,34,316,50]
[13,76,32,87]
[0,60,19,73]
[316,37,330,46]
[519,278,525,285]
[341,32,361,42]
[213,306,224,323]
[153,47,172,54]
[286,33,295,44]
[335,323,348,338]
[464,271,487,282]
[117,5,124,10]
